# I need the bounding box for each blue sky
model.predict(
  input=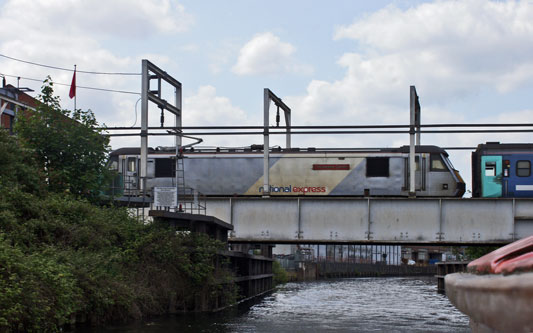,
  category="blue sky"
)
[1,0,532,194]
